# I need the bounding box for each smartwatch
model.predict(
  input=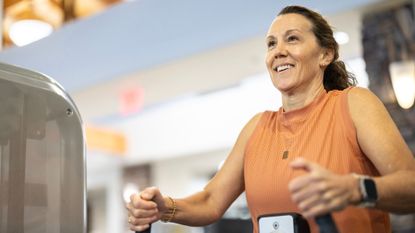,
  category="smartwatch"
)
[357,175,378,207]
